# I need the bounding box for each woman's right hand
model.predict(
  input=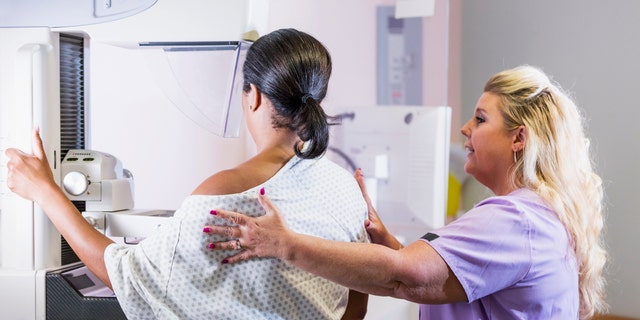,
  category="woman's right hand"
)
[354,168,403,250]
[5,127,58,204]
